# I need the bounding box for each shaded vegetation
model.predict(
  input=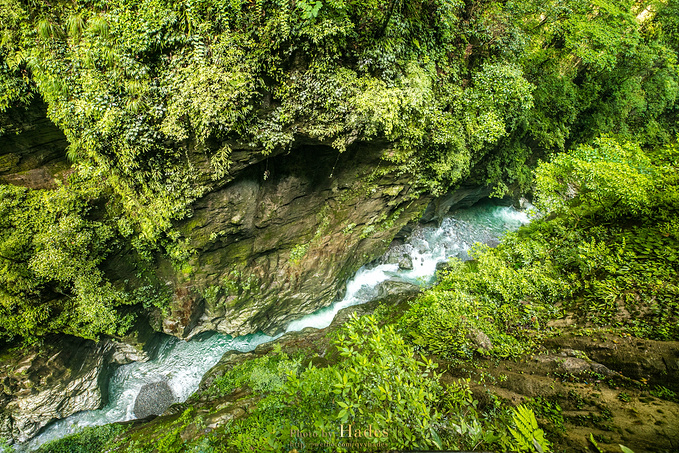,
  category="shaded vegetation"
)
[2,1,679,451]
[42,315,552,453]
[77,137,679,452]
[34,425,129,453]
[0,170,134,342]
